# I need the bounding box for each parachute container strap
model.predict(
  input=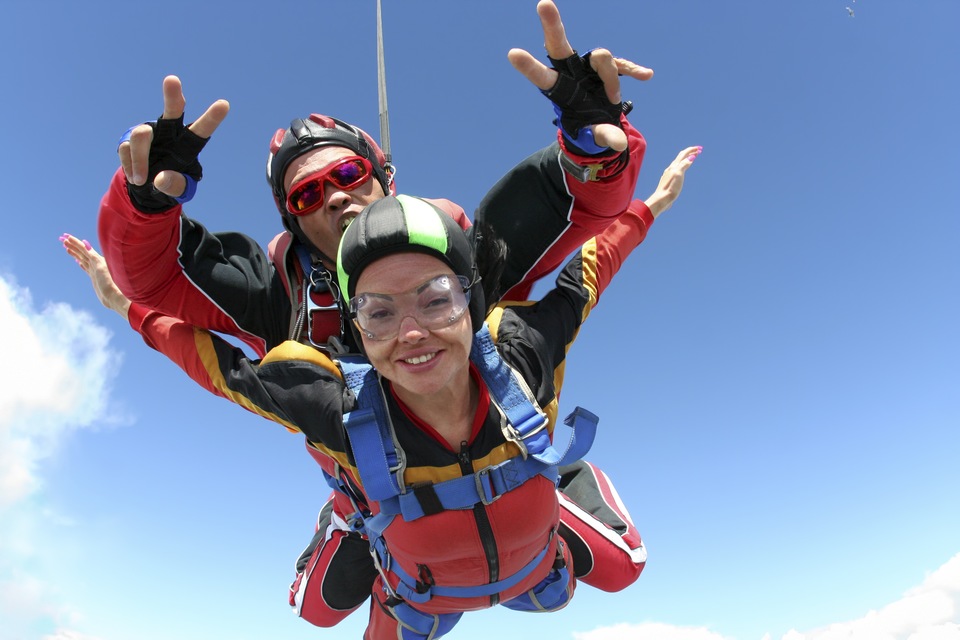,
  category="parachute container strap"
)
[339,357,404,500]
